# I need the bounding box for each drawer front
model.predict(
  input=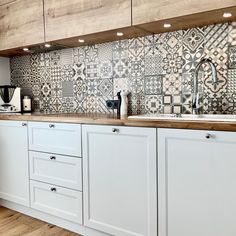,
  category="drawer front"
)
[29,151,82,191]
[30,180,83,224]
[28,122,81,157]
